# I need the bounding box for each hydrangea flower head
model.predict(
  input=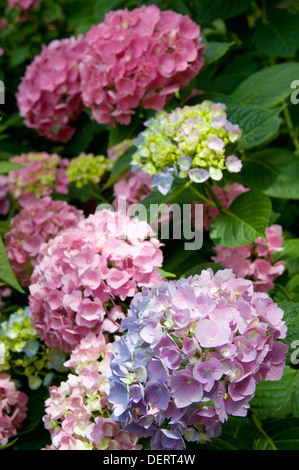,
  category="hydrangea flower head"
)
[0,175,9,216]
[0,373,28,446]
[29,208,163,352]
[8,0,41,11]
[113,170,152,209]
[107,139,136,162]
[43,332,142,450]
[80,5,205,126]
[106,269,288,450]
[212,225,286,292]
[16,36,86,142]
[0,307,66,390]
[7,152,69,199]
[5,195,84,286]
[66,153,113,188]
[132,101,242,193]
[0,284,11,315]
